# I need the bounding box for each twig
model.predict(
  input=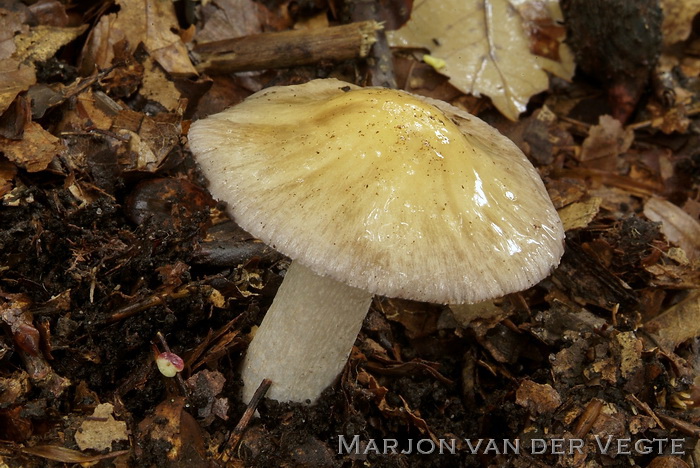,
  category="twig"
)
[655,412,700,438]
[195,21,381,74]
[218,379,272,464]
[106,285,193,323]
[626,394,666,430]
